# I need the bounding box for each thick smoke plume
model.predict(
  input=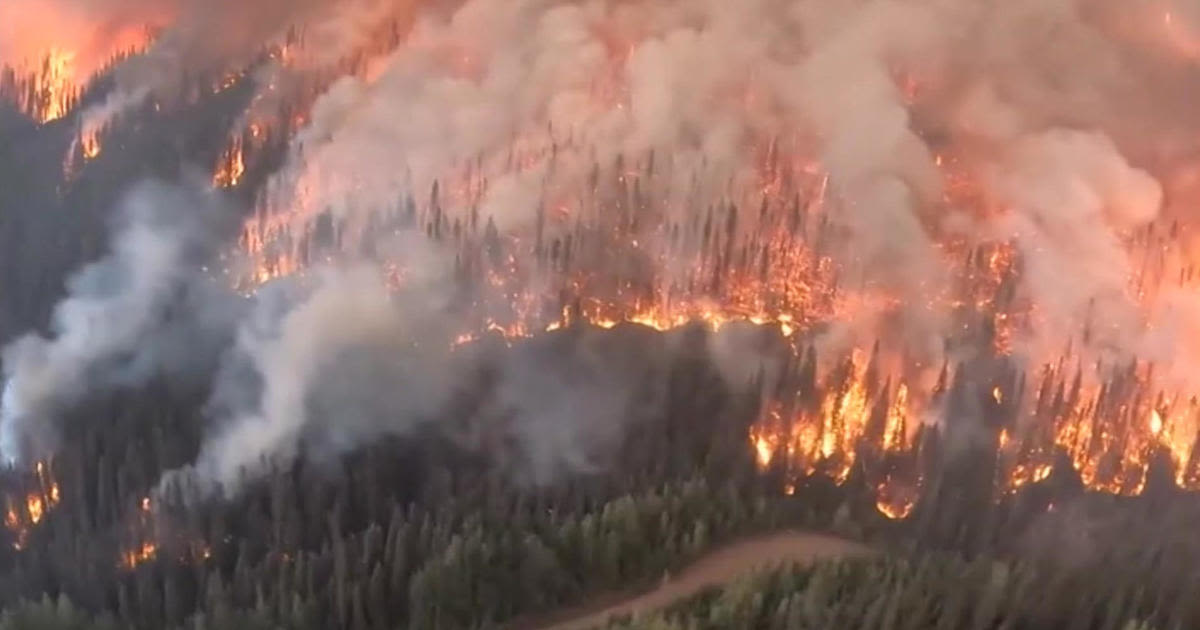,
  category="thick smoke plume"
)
[11,0,1200,497]
[260,0,1186,338]
[182,228,463,493]
[1,174,662,497]
[0,180,238,464]
[229,0,1200,479]
[168,236,667,497]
